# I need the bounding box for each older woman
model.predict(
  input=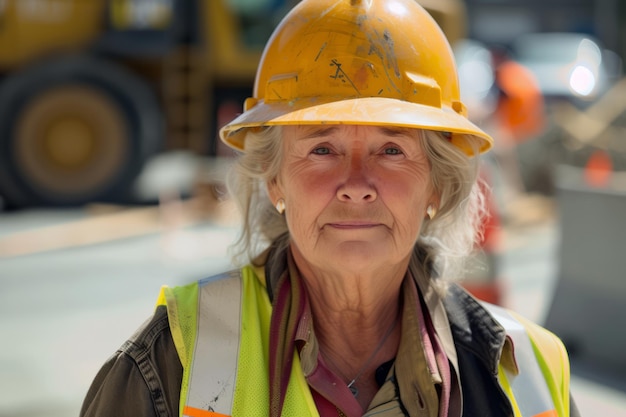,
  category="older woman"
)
[81,1,578,416]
